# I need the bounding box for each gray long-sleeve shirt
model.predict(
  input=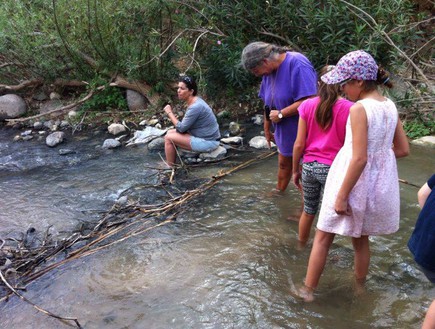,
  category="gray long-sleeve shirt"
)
[175,97,220,140]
